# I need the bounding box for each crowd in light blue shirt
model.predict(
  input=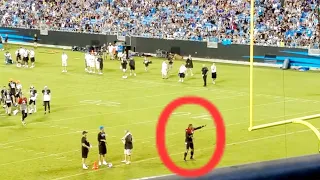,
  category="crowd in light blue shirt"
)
[0,0,319,48]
